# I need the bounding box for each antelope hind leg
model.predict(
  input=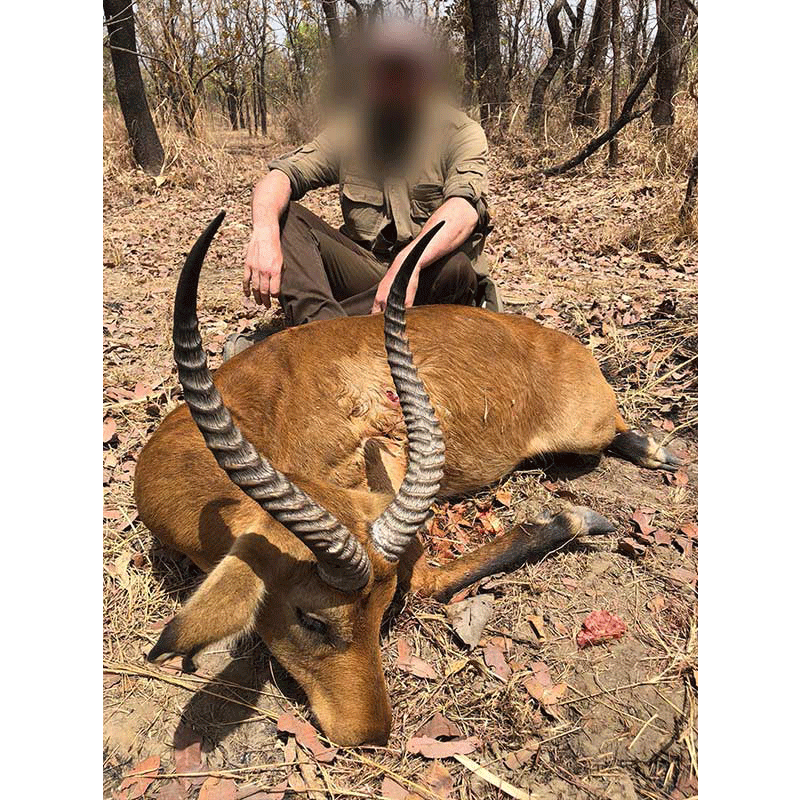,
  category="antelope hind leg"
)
[607,429,681,471]
[403,506,614,603]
